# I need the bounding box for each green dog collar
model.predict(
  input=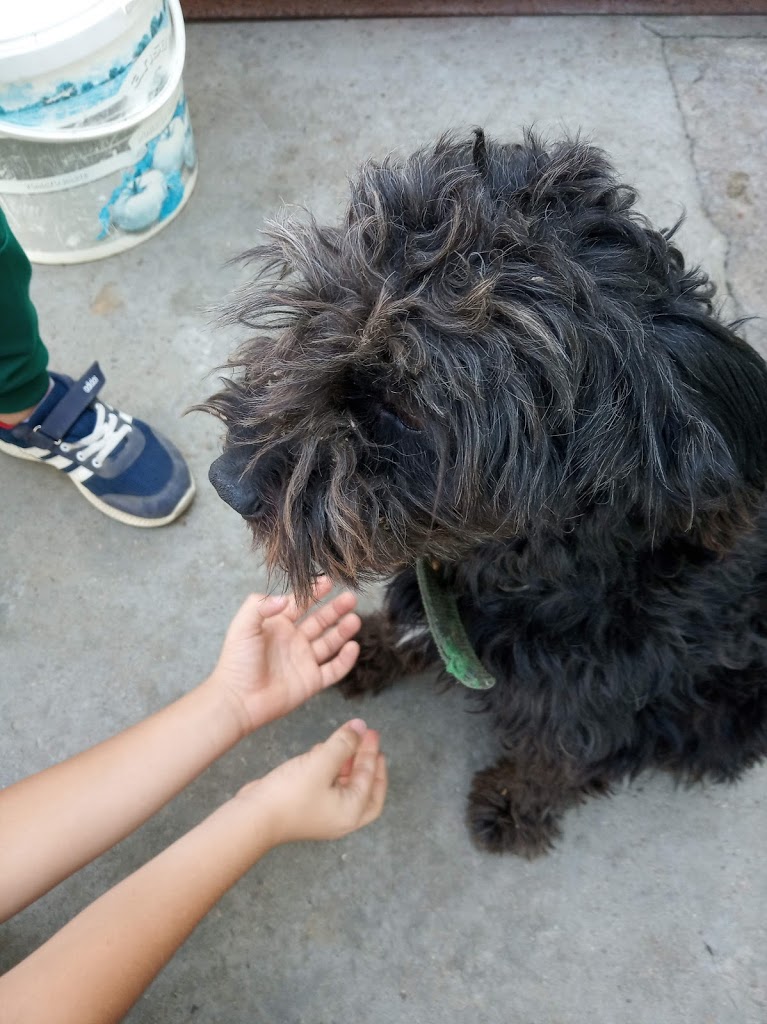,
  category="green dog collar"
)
[416,558,496,690]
